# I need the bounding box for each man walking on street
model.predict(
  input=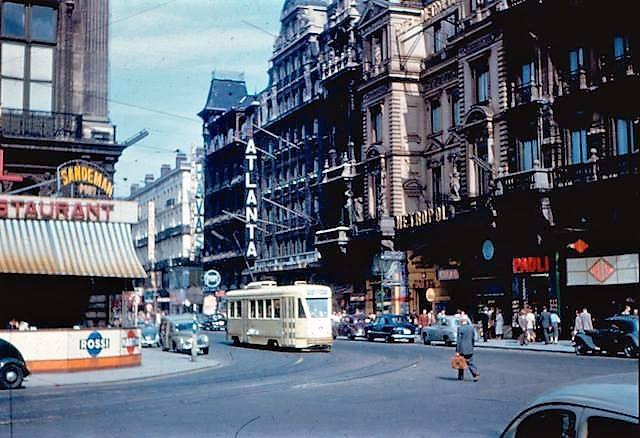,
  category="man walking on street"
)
[518,309,528,345]
[580,307,594,331]
[480,307,489,342]
[540,306,552,344]
[456,316,479,382]
[418,309,429,336]
[573,309,583,340]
